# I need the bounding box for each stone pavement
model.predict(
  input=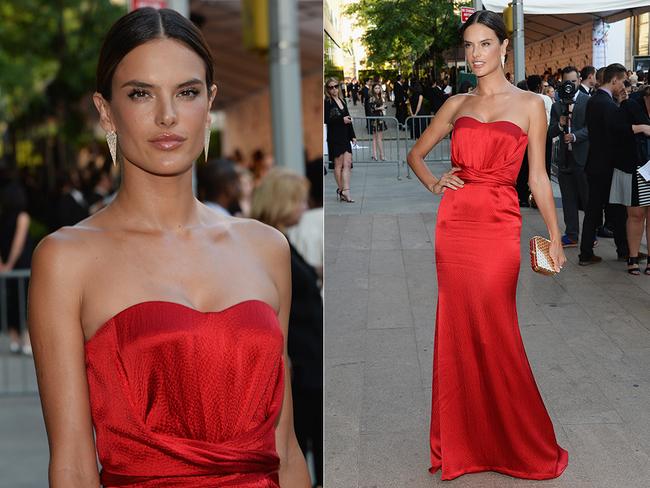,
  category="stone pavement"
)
[324,162,650,488]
